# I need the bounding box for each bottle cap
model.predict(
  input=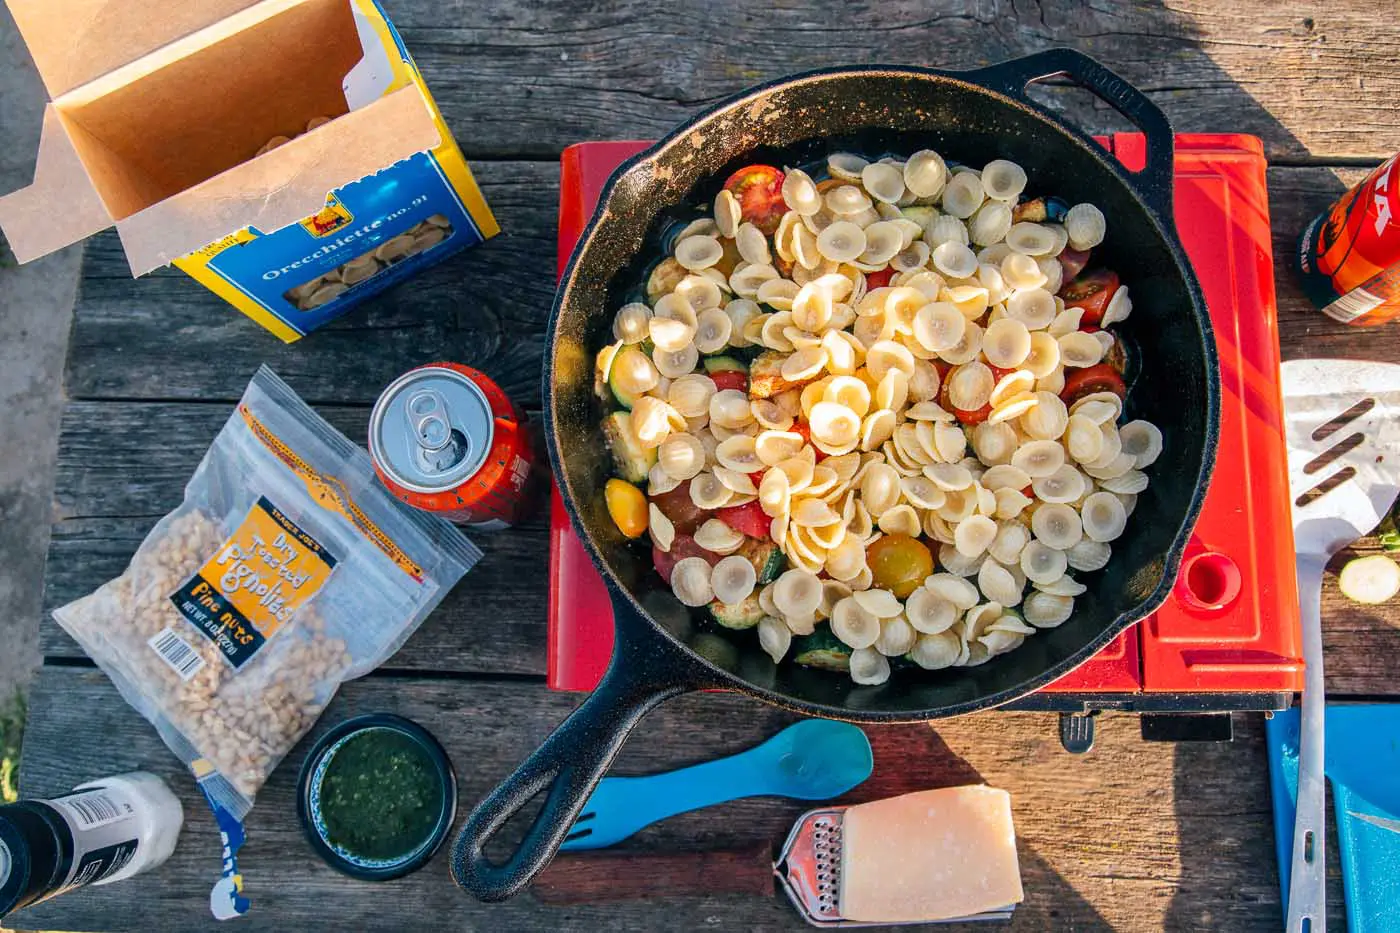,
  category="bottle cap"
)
[0,803,70,919]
